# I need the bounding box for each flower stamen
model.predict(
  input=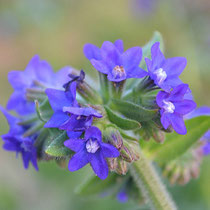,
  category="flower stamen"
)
[154,68,167,85]
[86,138,100,153]
[112,66,126,79]
[163,100,175,113]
